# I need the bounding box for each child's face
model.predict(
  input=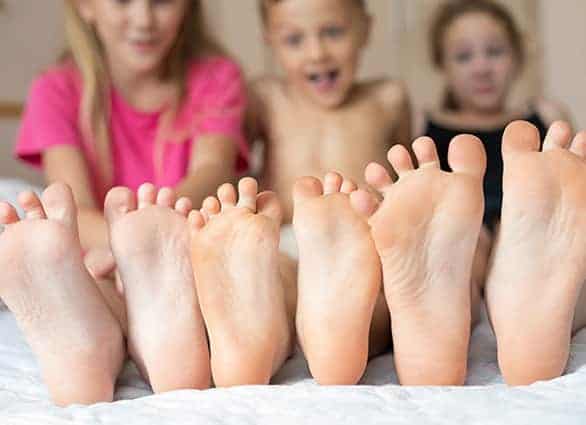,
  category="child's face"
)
[78,0,188,78]
[442,12,518,113]
[265,0,369,109]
